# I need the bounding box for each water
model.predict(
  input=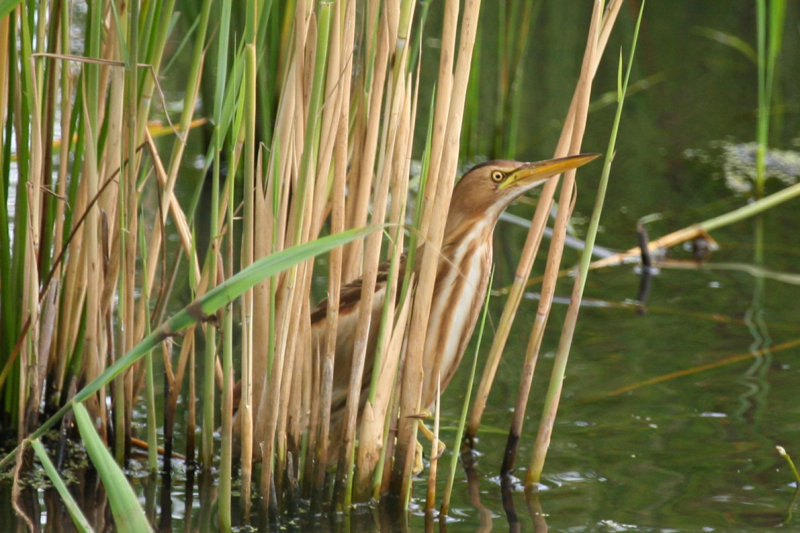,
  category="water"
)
[4,2,800,531]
